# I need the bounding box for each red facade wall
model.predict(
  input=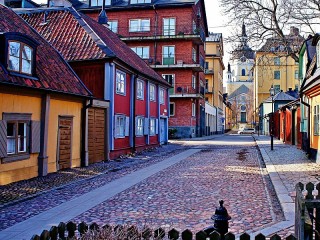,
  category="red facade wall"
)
[285,109,292,144]
[280,111,285,141]
[273,111,280,139]
[297,107,302,148]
